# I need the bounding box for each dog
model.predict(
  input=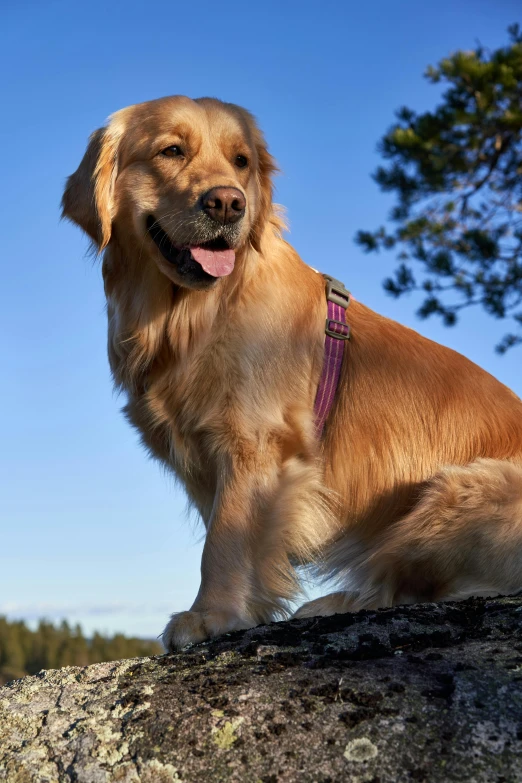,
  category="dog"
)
[62,96,522,651]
